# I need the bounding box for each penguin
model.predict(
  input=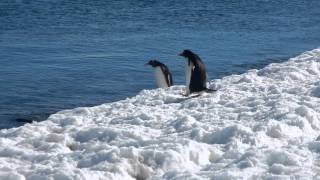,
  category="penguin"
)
[145,60,173,88]
[179,49,216,95]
